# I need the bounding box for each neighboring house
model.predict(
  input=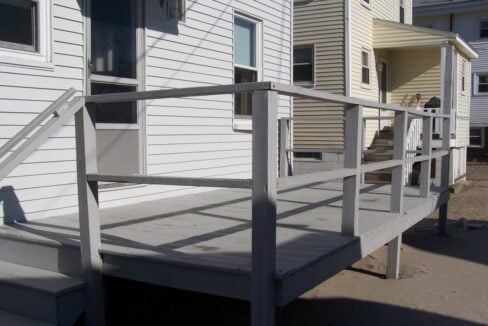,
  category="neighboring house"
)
[414,0,488,162]
[293,0,477,183]
[0,0,292,223]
